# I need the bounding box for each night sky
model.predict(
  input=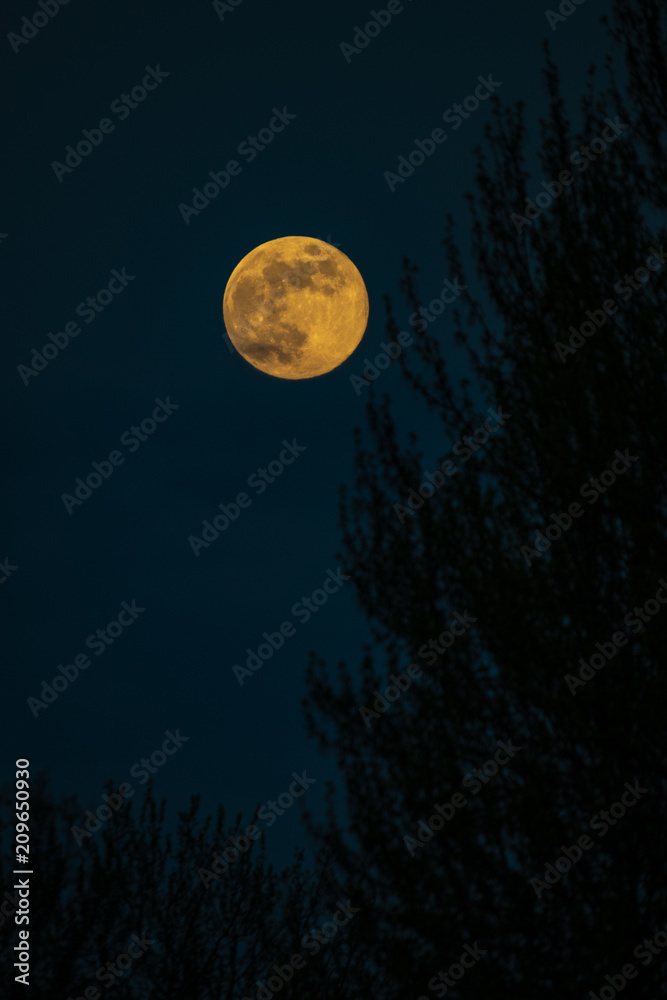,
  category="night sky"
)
[2,0,610,871]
